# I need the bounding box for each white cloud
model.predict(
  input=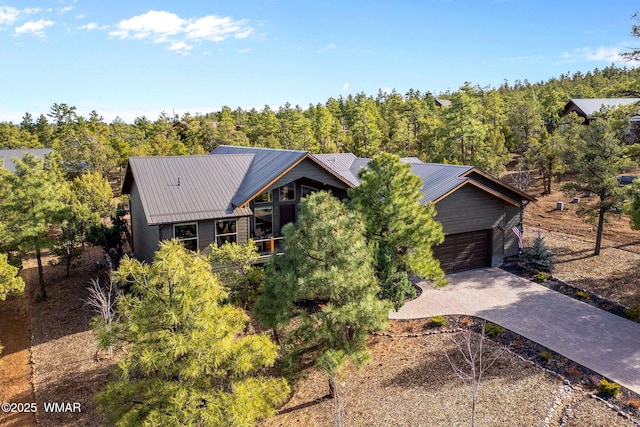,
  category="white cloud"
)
[343,83,349,91]
[317,43,336,53]
[559,45,626,64]
[0,6,19,25]
[109,10,254,53]
[167,41,193,54]
[60,6,74,14]
[238,47,251,54]
[14,19,55,38]
[78,22,107,31]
